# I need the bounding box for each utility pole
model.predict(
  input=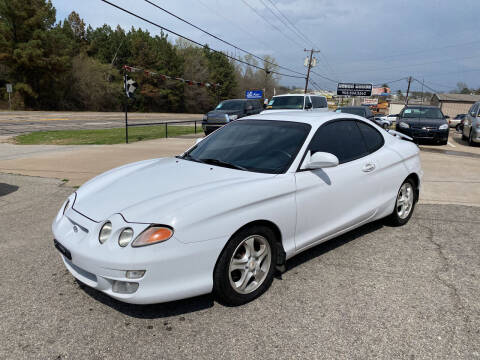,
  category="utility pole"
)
[421,77,424,104]
[405,76,412,106]
[304,49,320,94]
